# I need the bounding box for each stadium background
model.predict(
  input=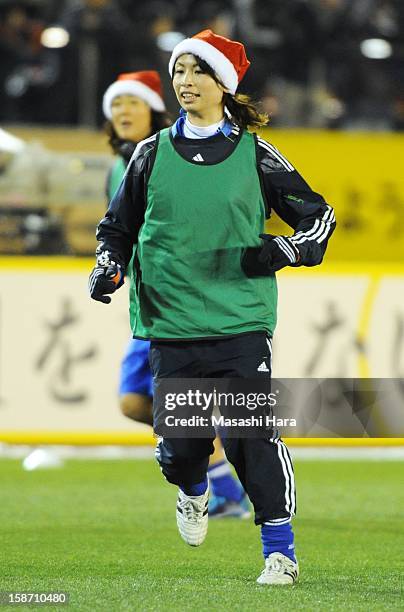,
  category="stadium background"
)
[0,1,403,610]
